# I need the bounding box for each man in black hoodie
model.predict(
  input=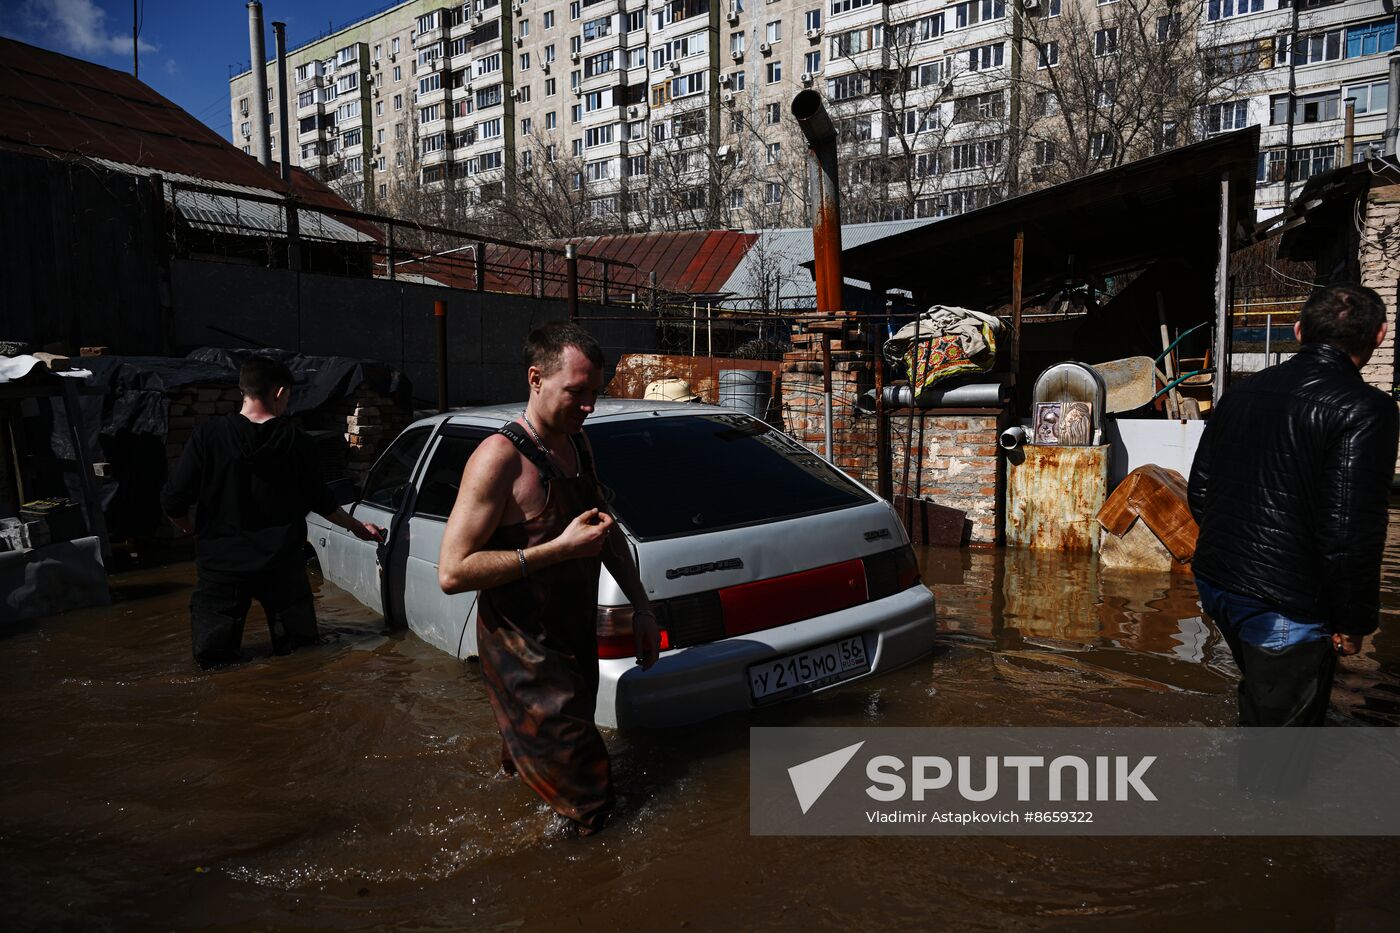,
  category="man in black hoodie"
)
[162,356,383,669]
[1190,284,1397,725]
